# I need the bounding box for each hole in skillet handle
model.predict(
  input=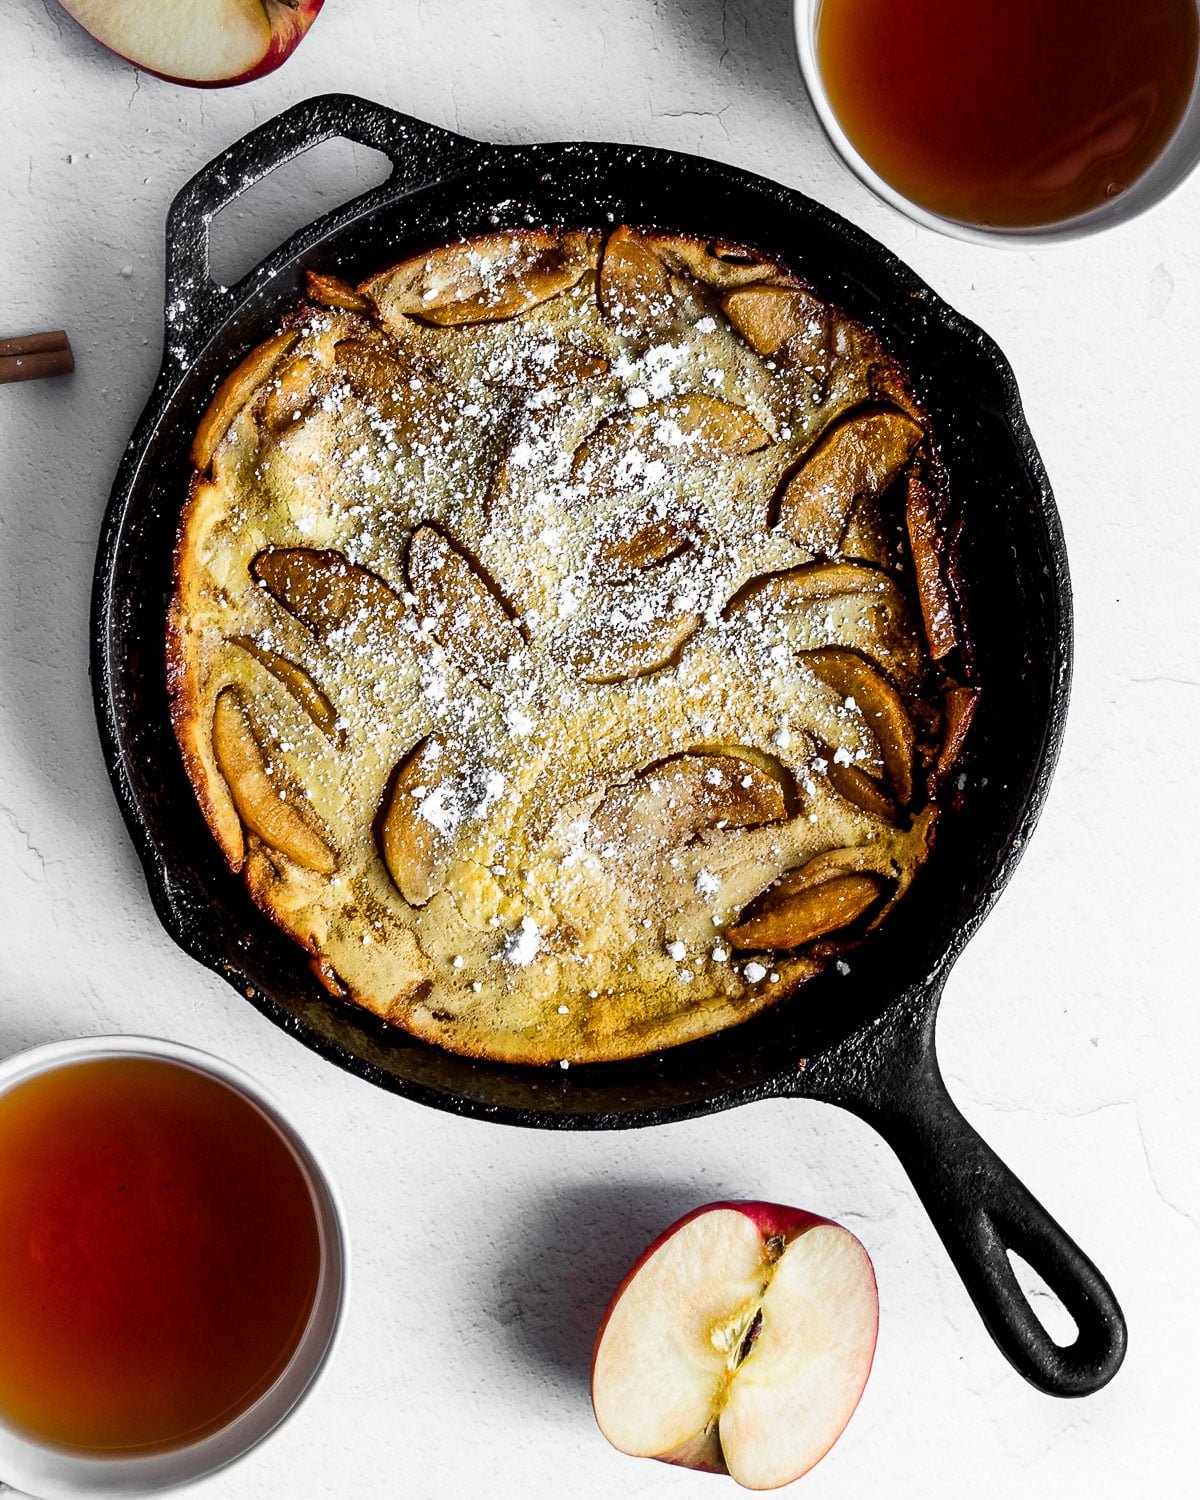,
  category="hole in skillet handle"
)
[1006,1250,1079,1347]
[206,138,393,290]
[160,93,484,375]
